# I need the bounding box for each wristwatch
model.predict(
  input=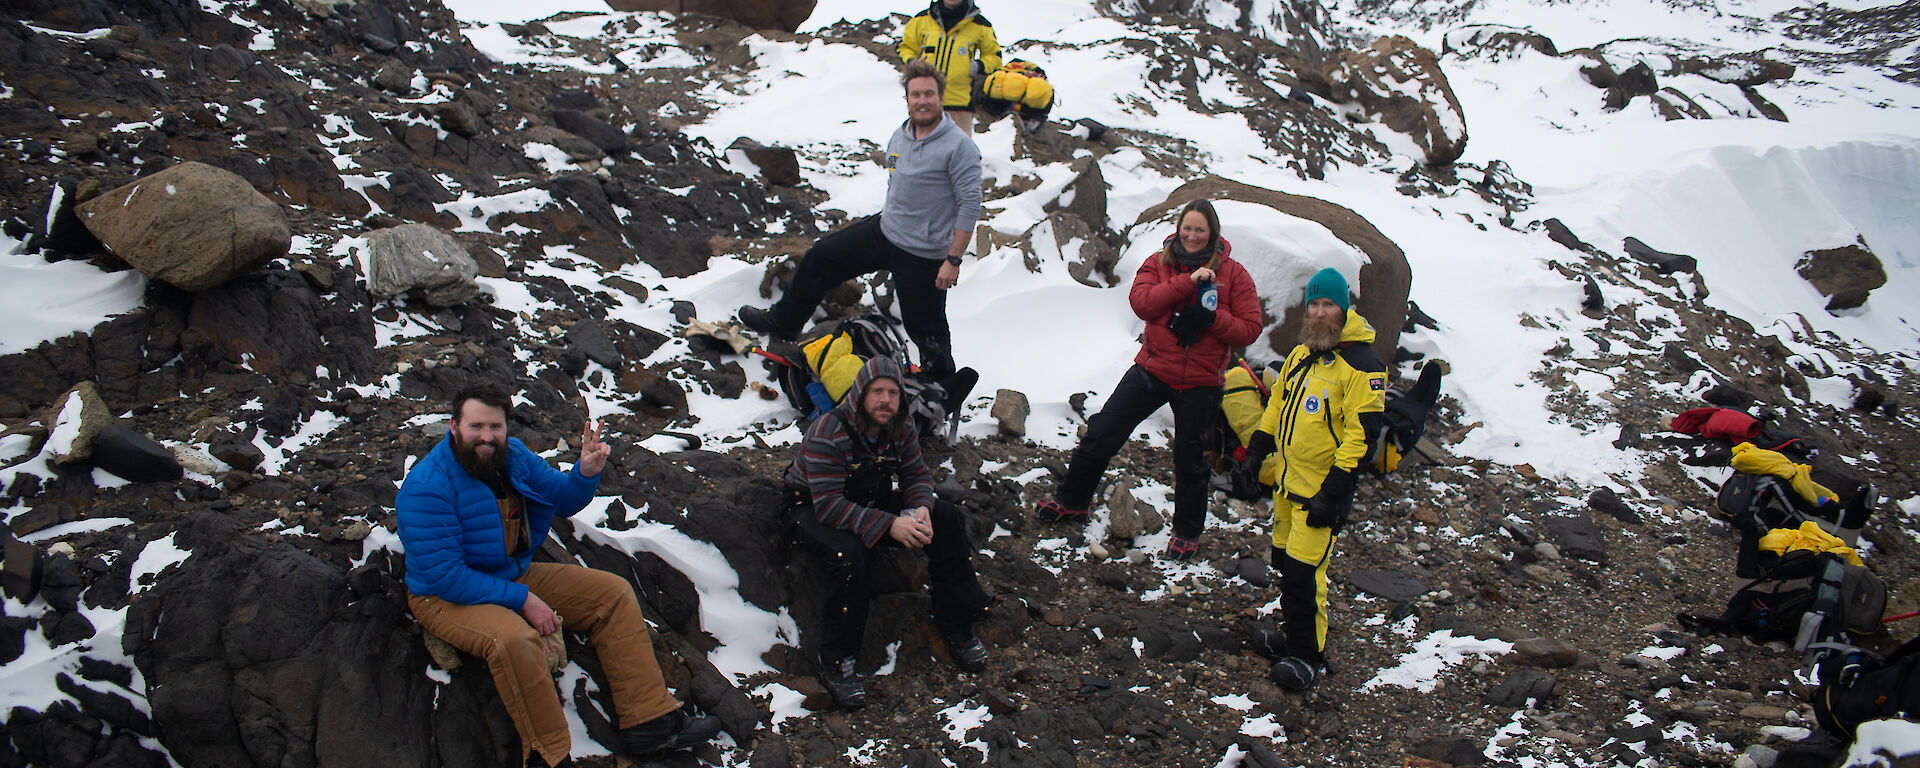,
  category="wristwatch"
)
[945,254,963,266]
